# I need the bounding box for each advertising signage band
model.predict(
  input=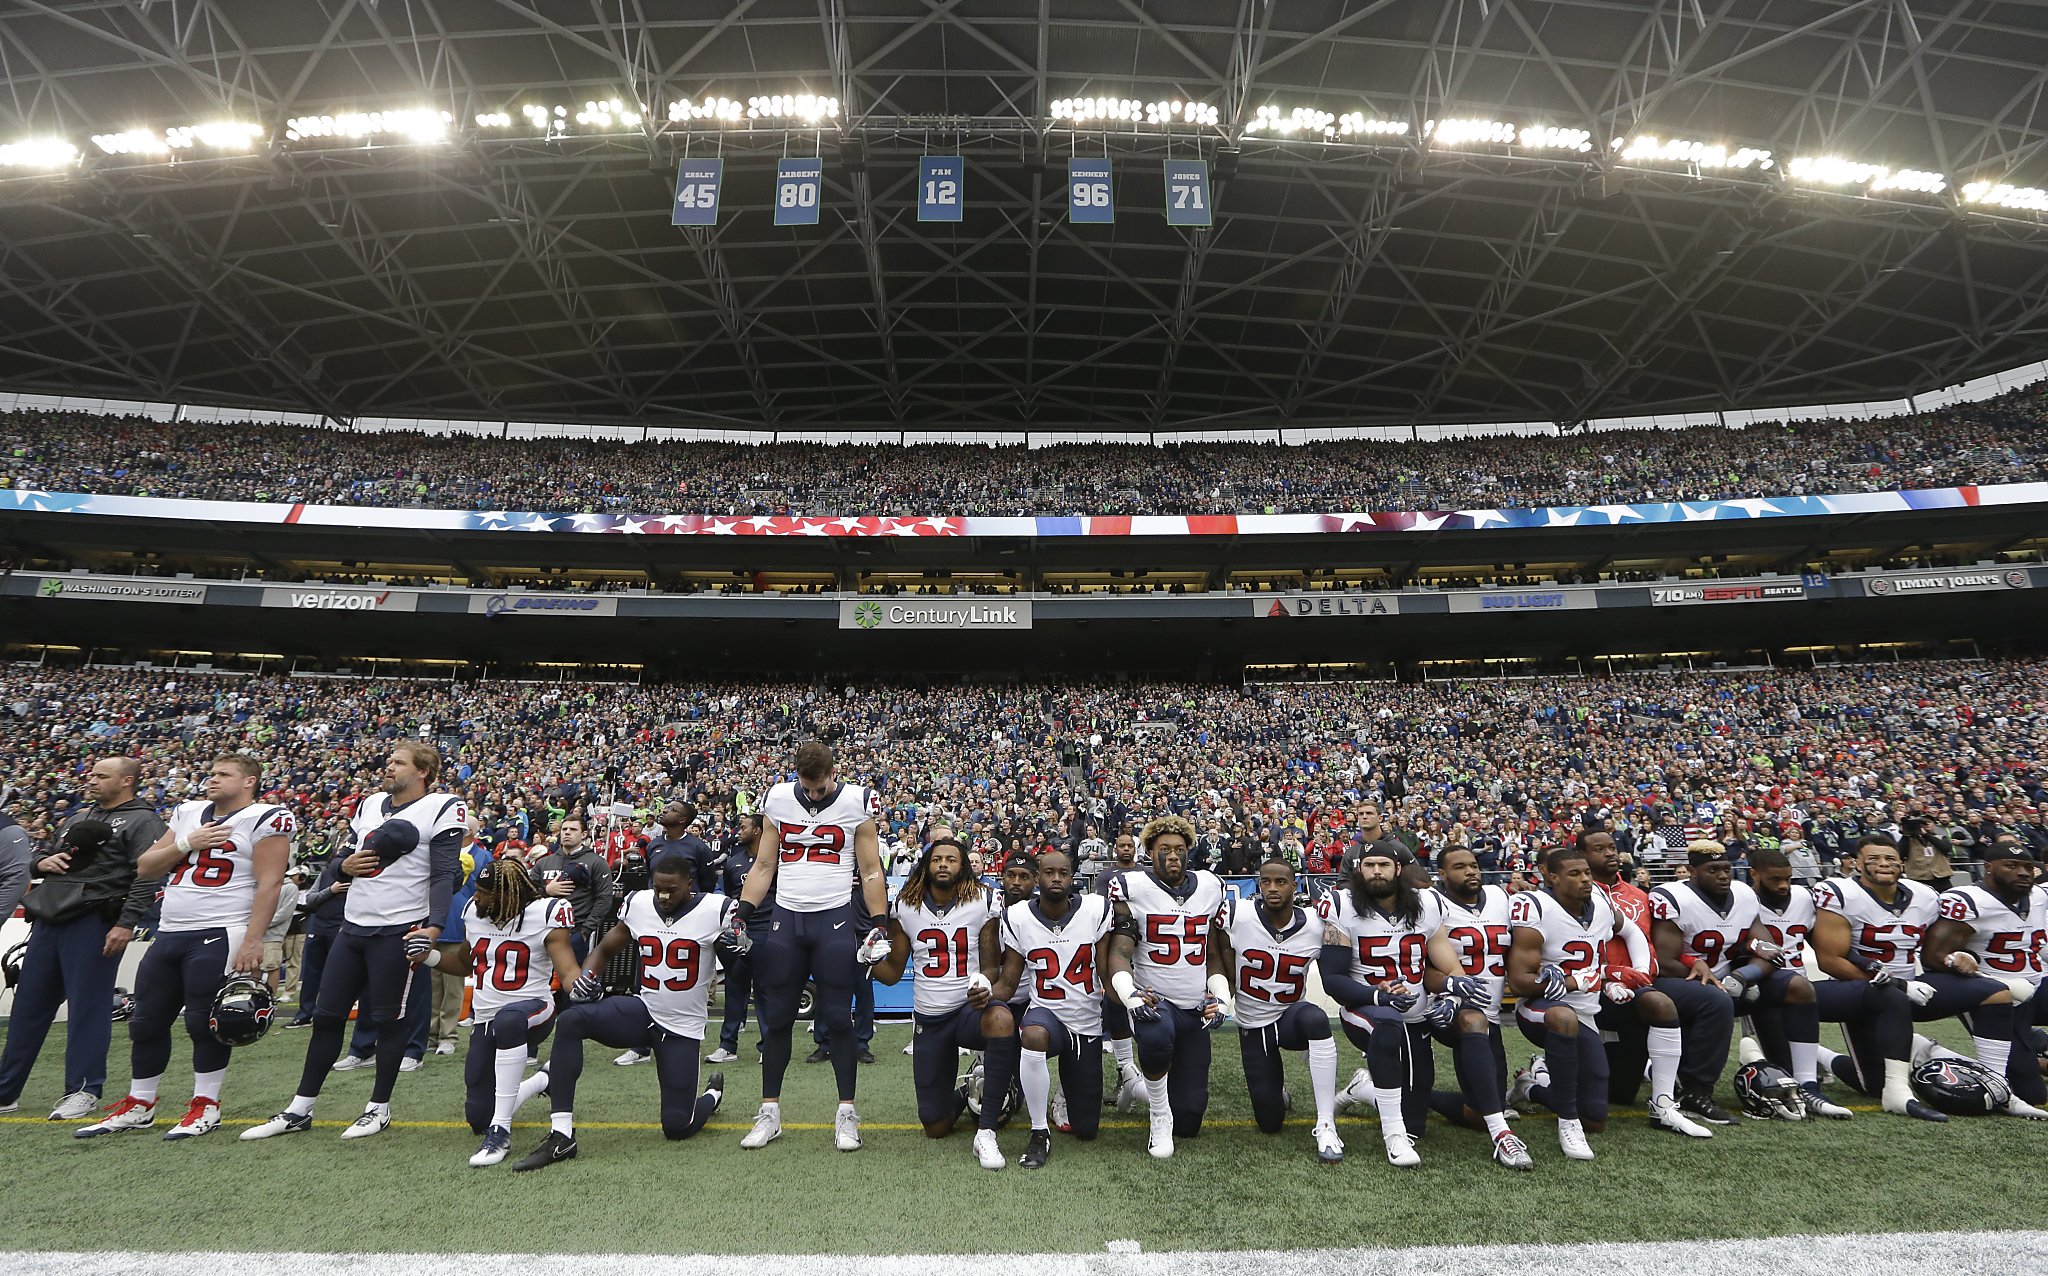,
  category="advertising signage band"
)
[1651,581,1808,606]
[259,586,420,612]
[1865,569,2031,596]
[1446,589,1597,613]
[37,576,205,604]
[839,599,1032,630]
[1258,594,1401,618]
[472,594,619,617]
